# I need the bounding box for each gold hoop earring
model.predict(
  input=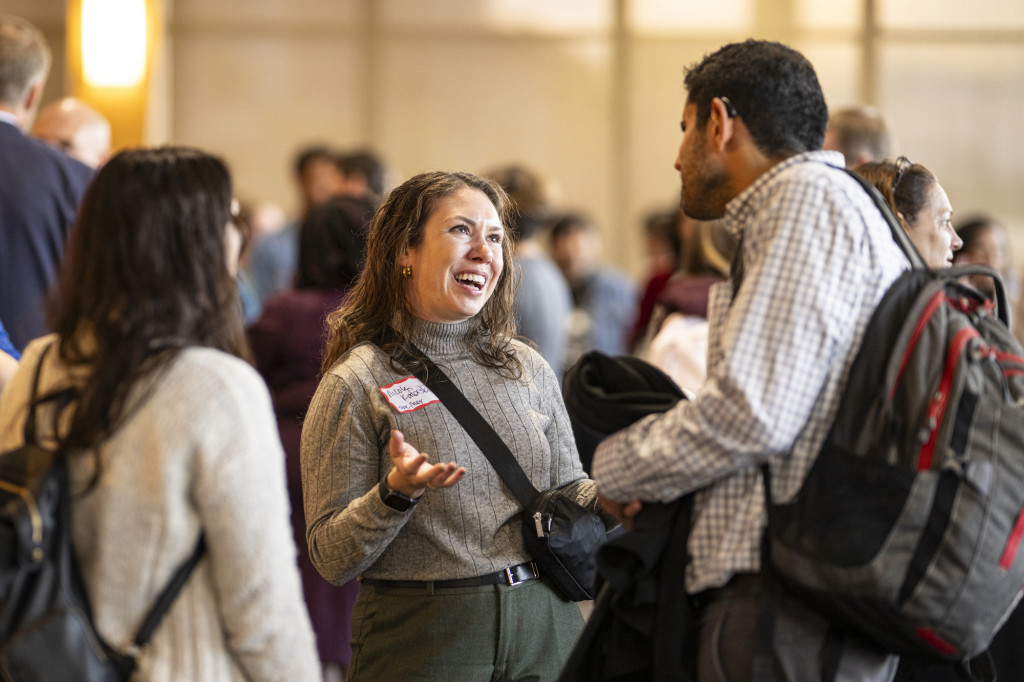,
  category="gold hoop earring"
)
[402,265,413,279]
